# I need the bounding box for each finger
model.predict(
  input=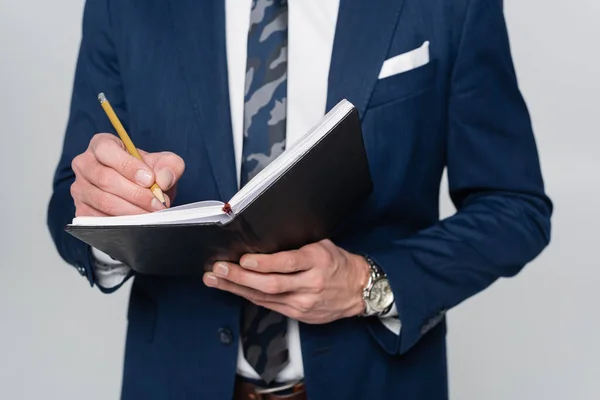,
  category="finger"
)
[77,179,154,216]
[252,300,303,321]
[140,151,185,191]
[165,186,177,205]
[74,203,108,217]
[79,162,164,212]
[163,193,172,208]
[239,249,314,274]
[212,262,300,294]
[203,273,283,304]
[203,273,320,322]
[90,134,156,187]
[254,300,331,324]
